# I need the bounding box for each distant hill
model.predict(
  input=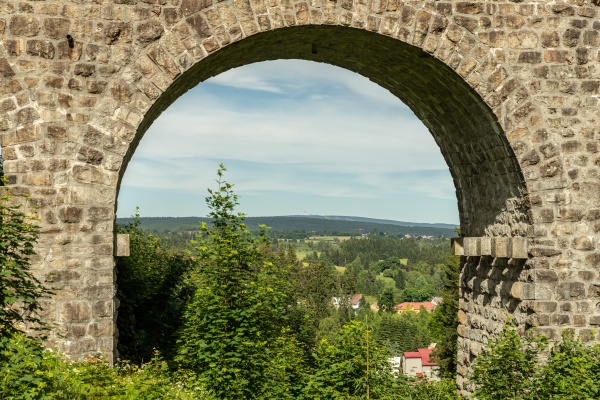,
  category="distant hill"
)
[301,215,457,230]
[116,215,458,238]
